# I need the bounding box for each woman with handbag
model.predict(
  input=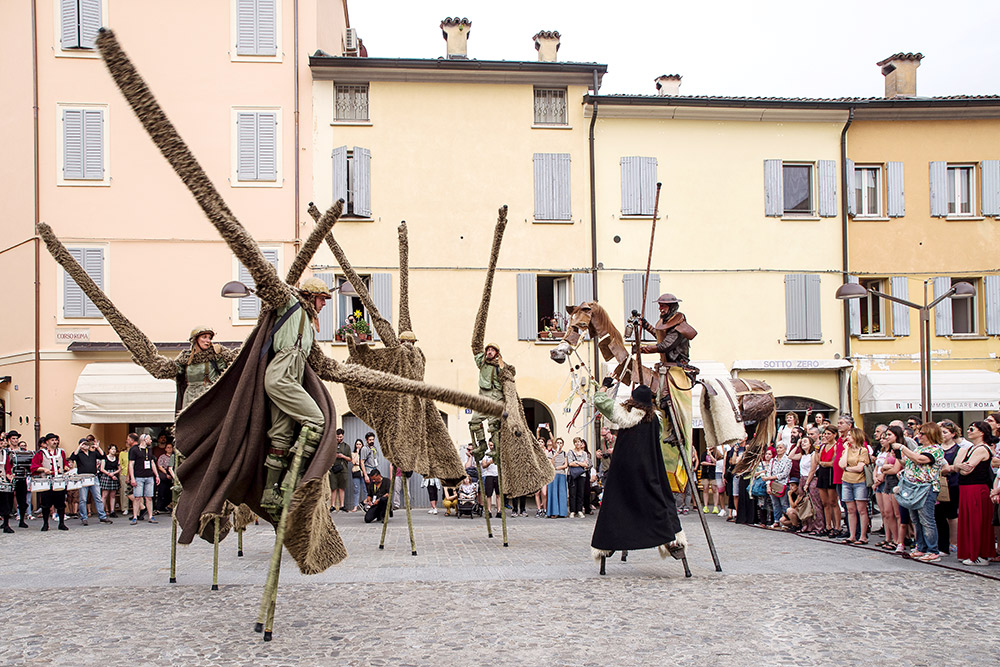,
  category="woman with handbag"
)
[816,427,842,537]
[838,427,872,544]
[763,442,792,528]
[893,422,946,562]
[874,427,903,551]
[936,420,966,554]
[954,421,997,565]
[567,438,590,518]
[797,436,825,534]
